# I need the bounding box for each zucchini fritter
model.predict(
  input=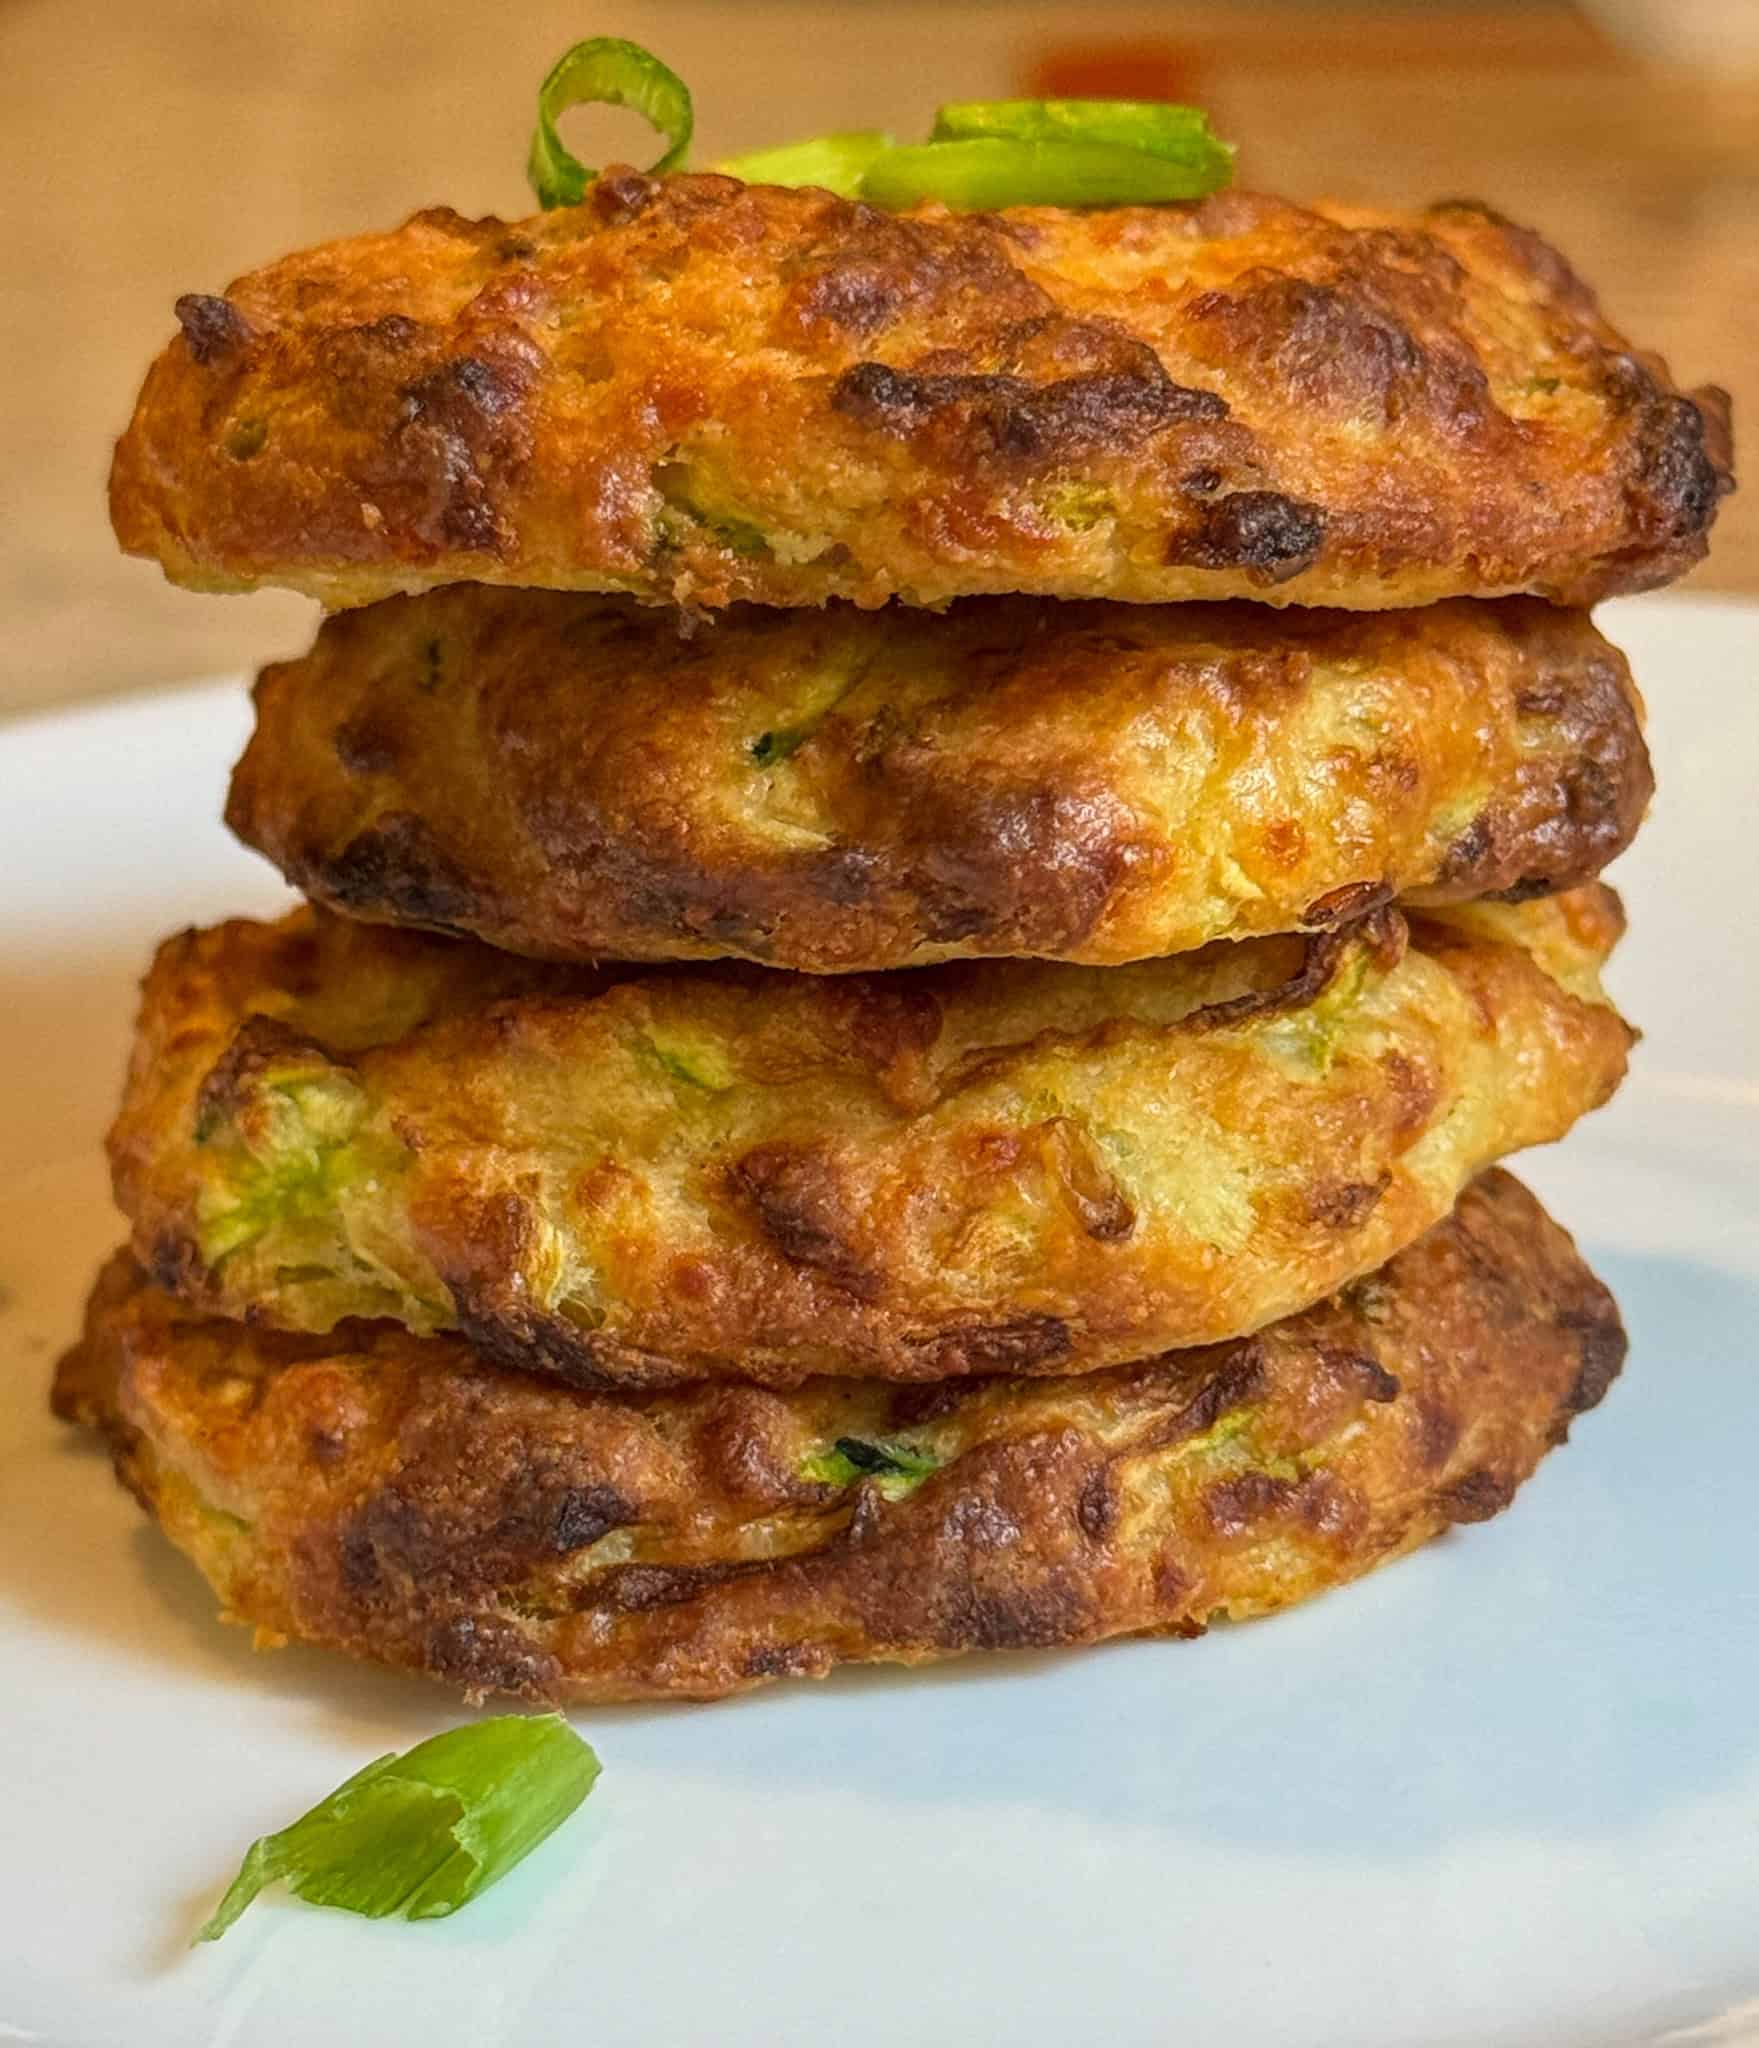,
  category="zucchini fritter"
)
[55,1174,1625,1704]
[229,589,1650,972]
[109,177,1731,613]
[111,893,1631,1389]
